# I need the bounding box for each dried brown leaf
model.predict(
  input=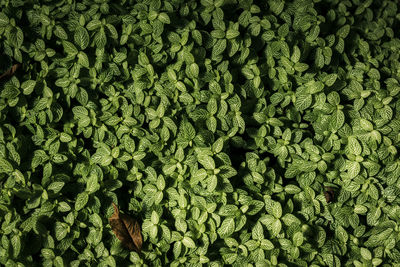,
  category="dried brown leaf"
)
[0,64,21,80]
[109,202,142,252]
[324,187,334,203]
